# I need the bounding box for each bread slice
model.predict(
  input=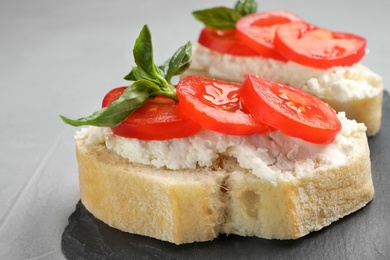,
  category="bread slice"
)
[76,140,226,244]
[184,45,383,136]
[75,114,374,244]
